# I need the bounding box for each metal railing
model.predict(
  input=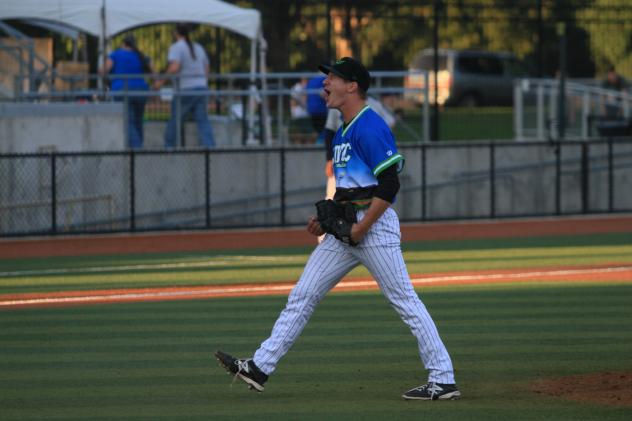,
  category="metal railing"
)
[514,78,632,141]
[8,70,429,146]
[0,22,55,96]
